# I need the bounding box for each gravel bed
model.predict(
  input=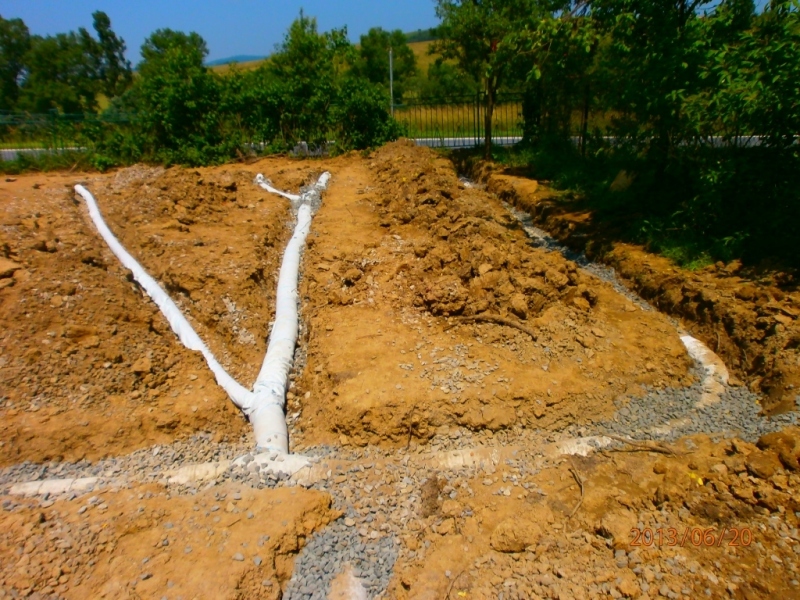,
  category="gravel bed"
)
[591,380,800,444]
[282,518,397,600]
[0,433,253,493]
[502,197,800,444]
